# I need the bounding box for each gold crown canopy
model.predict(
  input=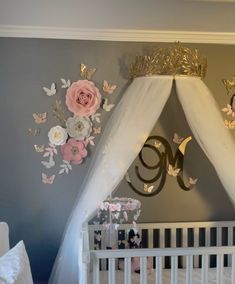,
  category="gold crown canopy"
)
[129,42,207,79]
